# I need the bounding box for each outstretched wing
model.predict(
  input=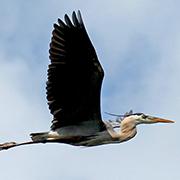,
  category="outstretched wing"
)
[47,11,106,131]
